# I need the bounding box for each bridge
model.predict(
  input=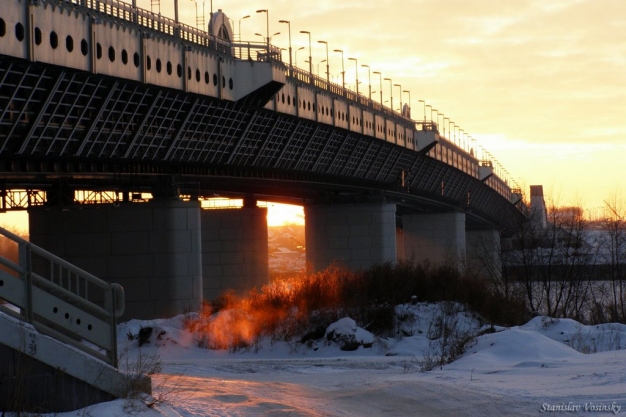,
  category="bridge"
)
[0,0,524,321]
